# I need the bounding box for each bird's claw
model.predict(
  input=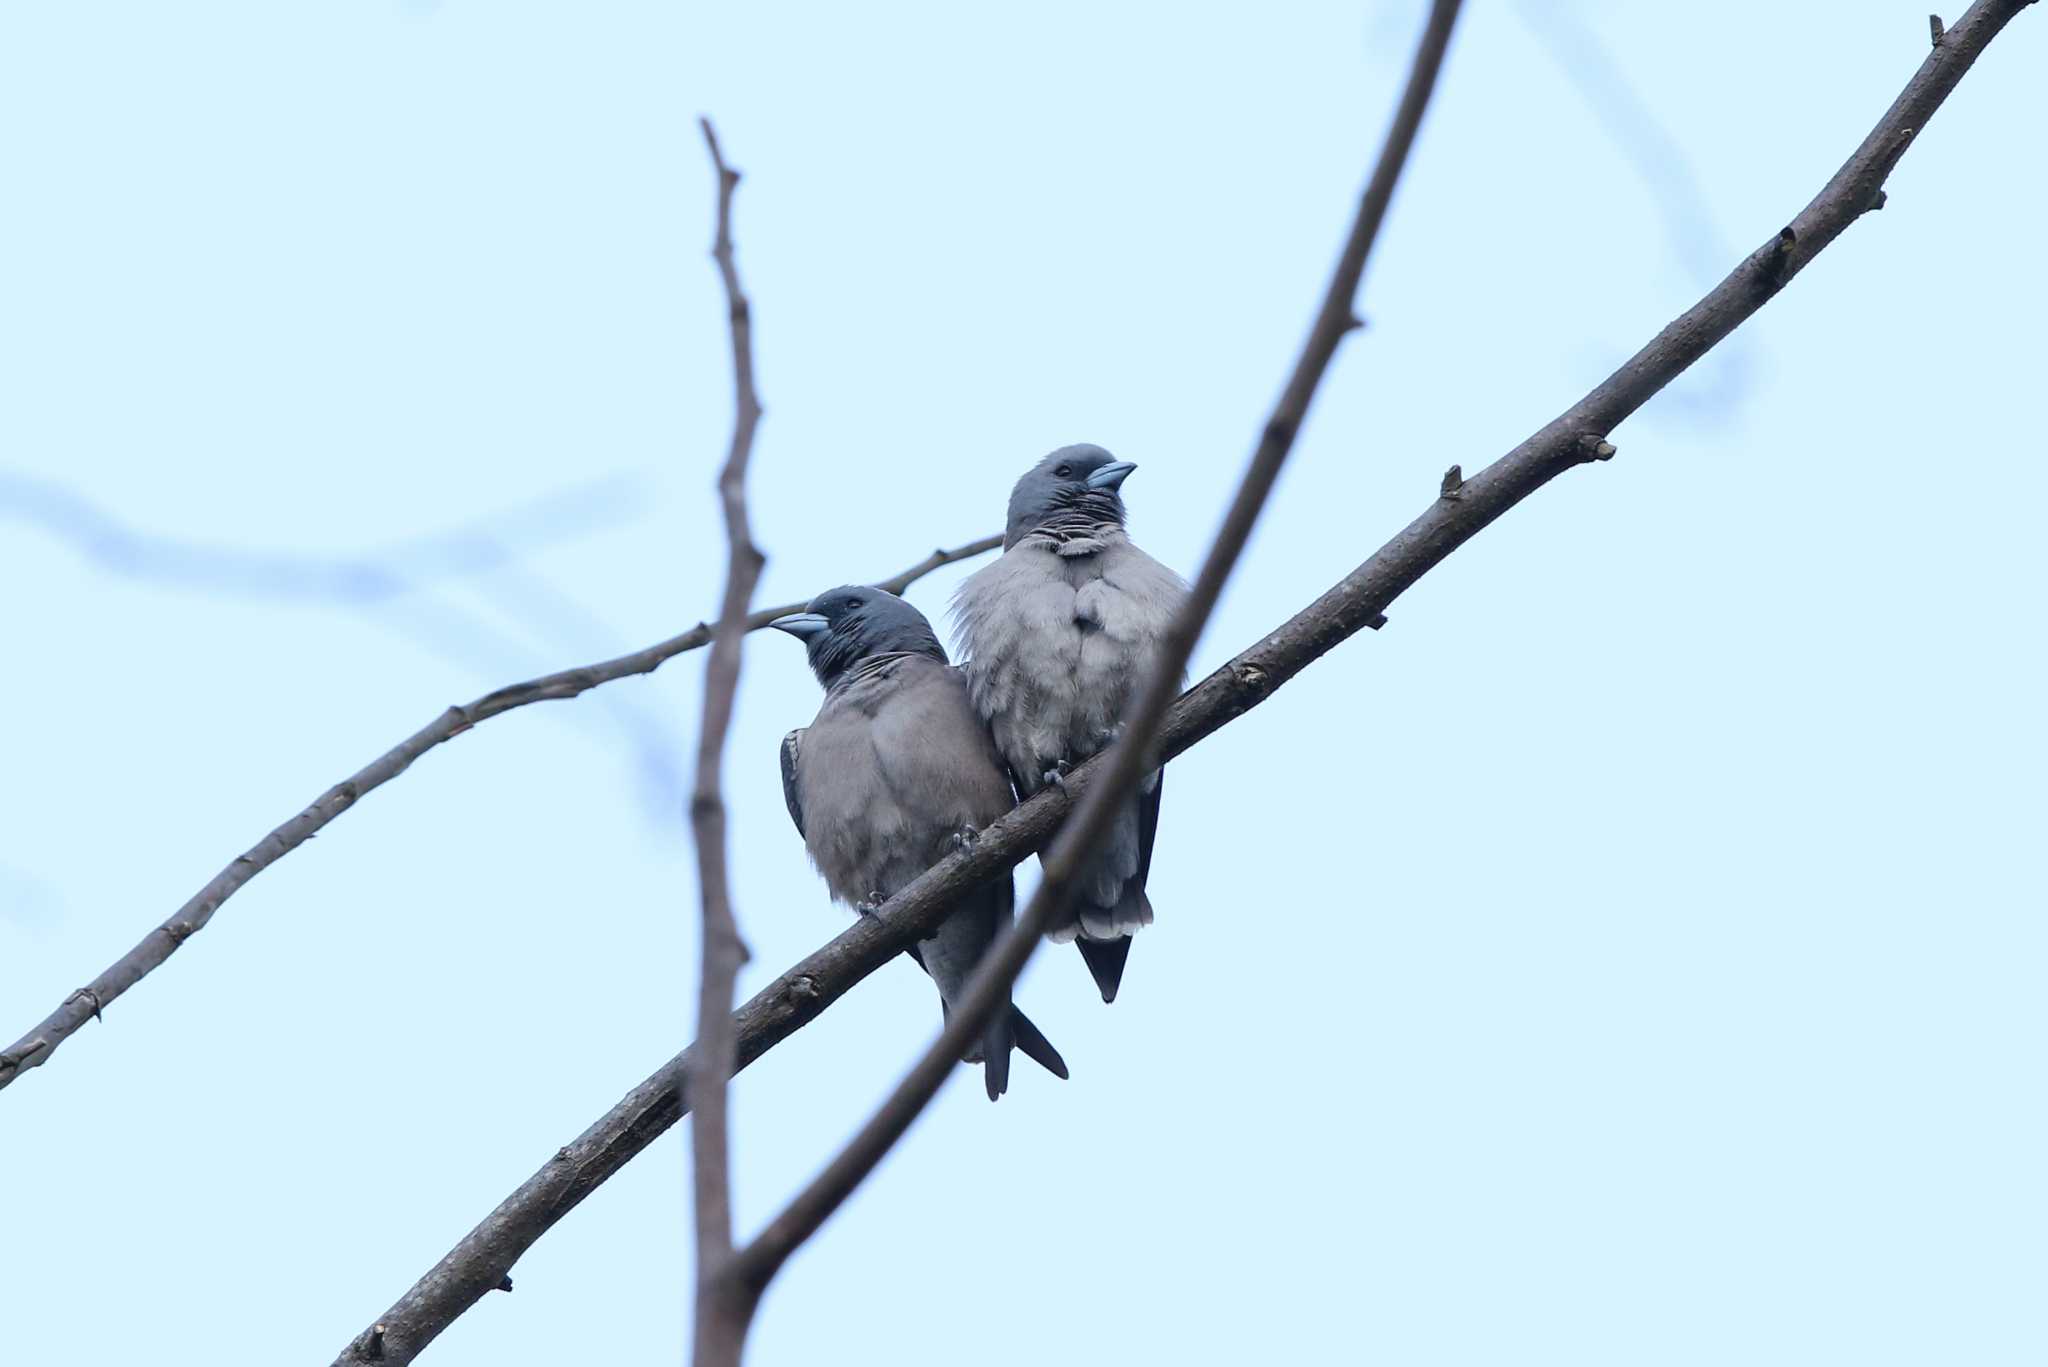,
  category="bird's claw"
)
[950,826,979,851]
[1040,760,1072,792]
[854,892,886,915]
